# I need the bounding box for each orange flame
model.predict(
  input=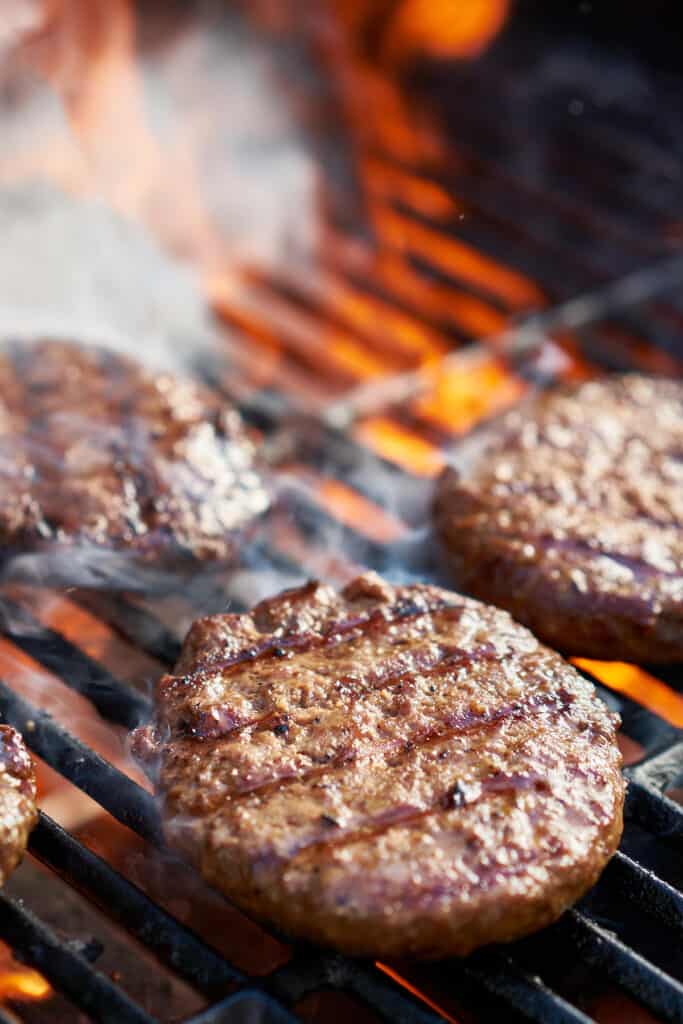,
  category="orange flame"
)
[381,0,511,63]
[355,416,445,477]
[0,968,51,1002]
[318,479,407,543]
[574,660,683,728]
[372,206,541,311]
[414,354,525,431]
[375,962,463,1024]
